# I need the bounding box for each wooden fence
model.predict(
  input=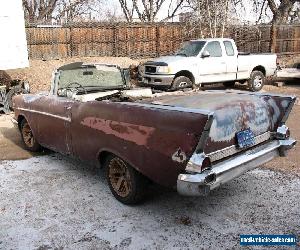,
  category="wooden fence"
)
[25,23,300,60]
